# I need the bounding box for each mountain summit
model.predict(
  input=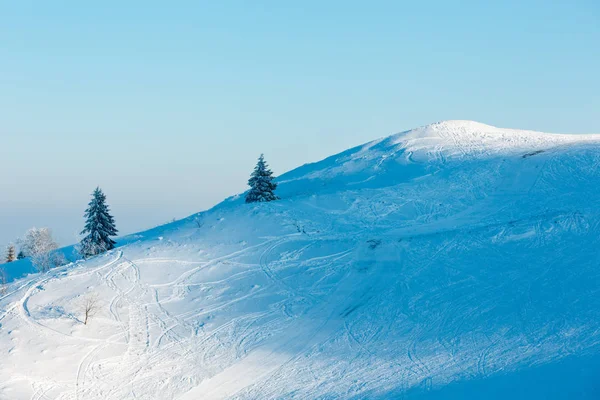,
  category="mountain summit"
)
[1,122,600,399]
[277,120,600,197]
